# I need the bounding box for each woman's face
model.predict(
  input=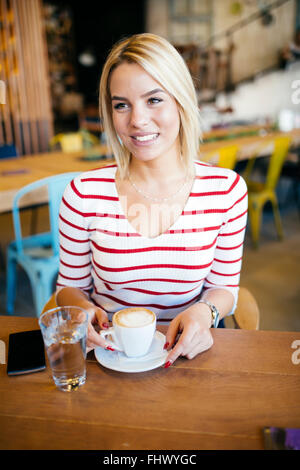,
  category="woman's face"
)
[109,62,181,164]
